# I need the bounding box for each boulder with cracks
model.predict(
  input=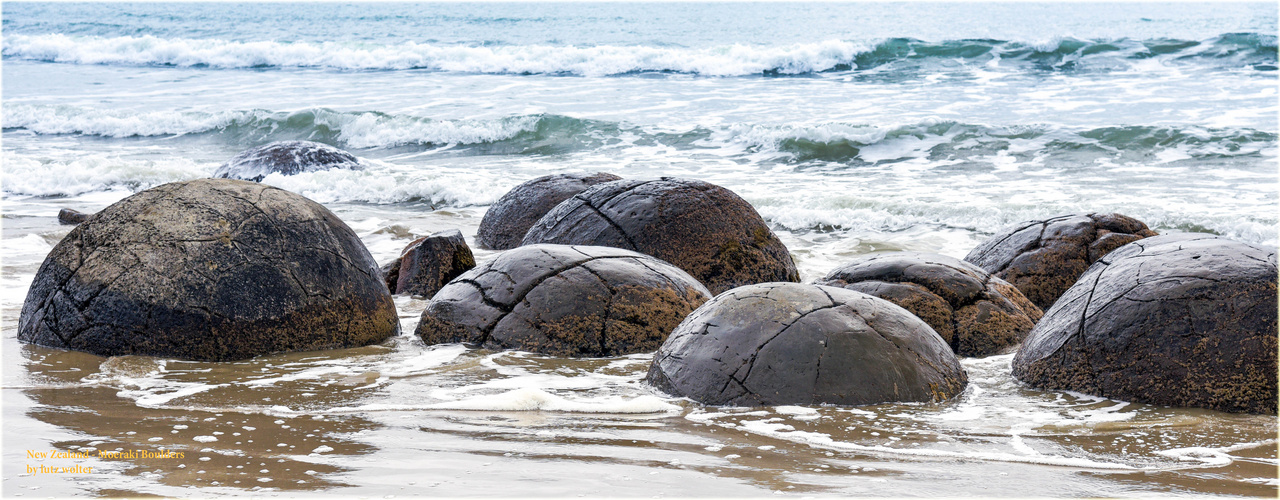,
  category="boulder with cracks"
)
[416,244,711,357]
[477,172,622,250]
[816,252,1042,357]
[646,282,967,406]
[521,177,799,295]
[1013,234,1277,415]
[17,178,400,361]
[965,213,1157,310]
[214,141,362,182]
